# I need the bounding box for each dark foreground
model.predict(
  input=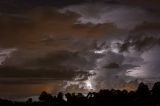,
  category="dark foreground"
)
[1,82,160,106]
